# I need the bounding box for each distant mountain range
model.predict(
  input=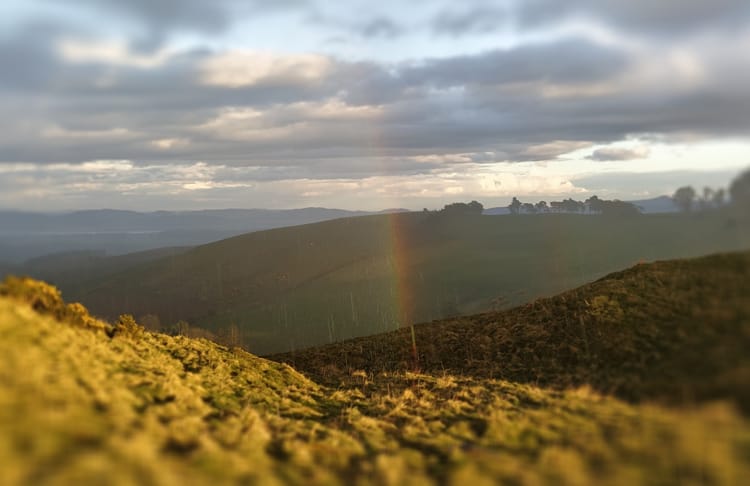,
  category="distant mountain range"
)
[0,197,681,264]
[628,196,680,213]
[0,207,407,263]
[0,208,383,234]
